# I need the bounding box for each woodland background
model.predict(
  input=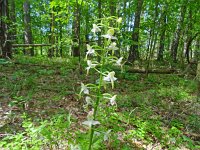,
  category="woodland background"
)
[0,0,200,149]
